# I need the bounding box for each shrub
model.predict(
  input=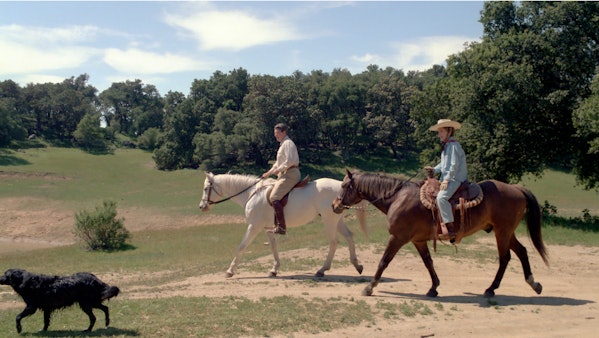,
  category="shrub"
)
[74,200,130,251]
